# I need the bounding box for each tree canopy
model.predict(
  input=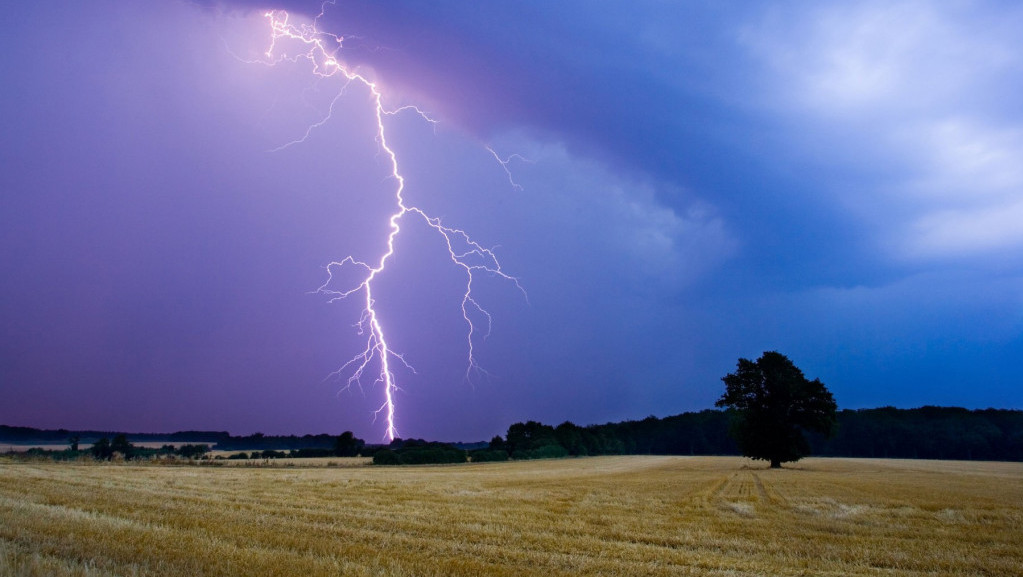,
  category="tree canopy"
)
[715,351,837,468]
